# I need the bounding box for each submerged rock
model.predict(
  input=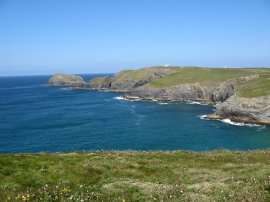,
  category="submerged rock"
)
[48,73,85,87]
